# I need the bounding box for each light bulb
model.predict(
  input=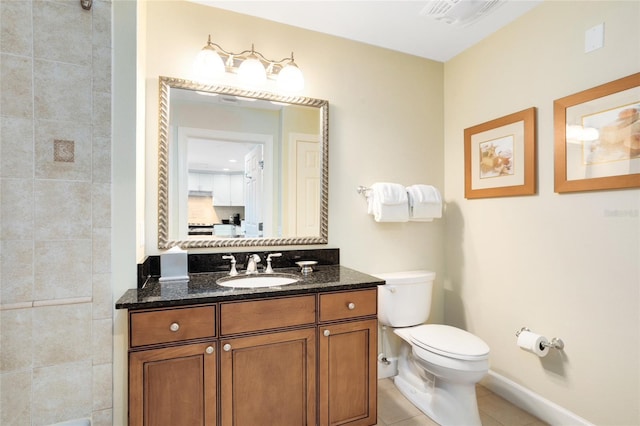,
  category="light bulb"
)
[238,56,266,87]
[193,45,225,84]
[277,63,304,92]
